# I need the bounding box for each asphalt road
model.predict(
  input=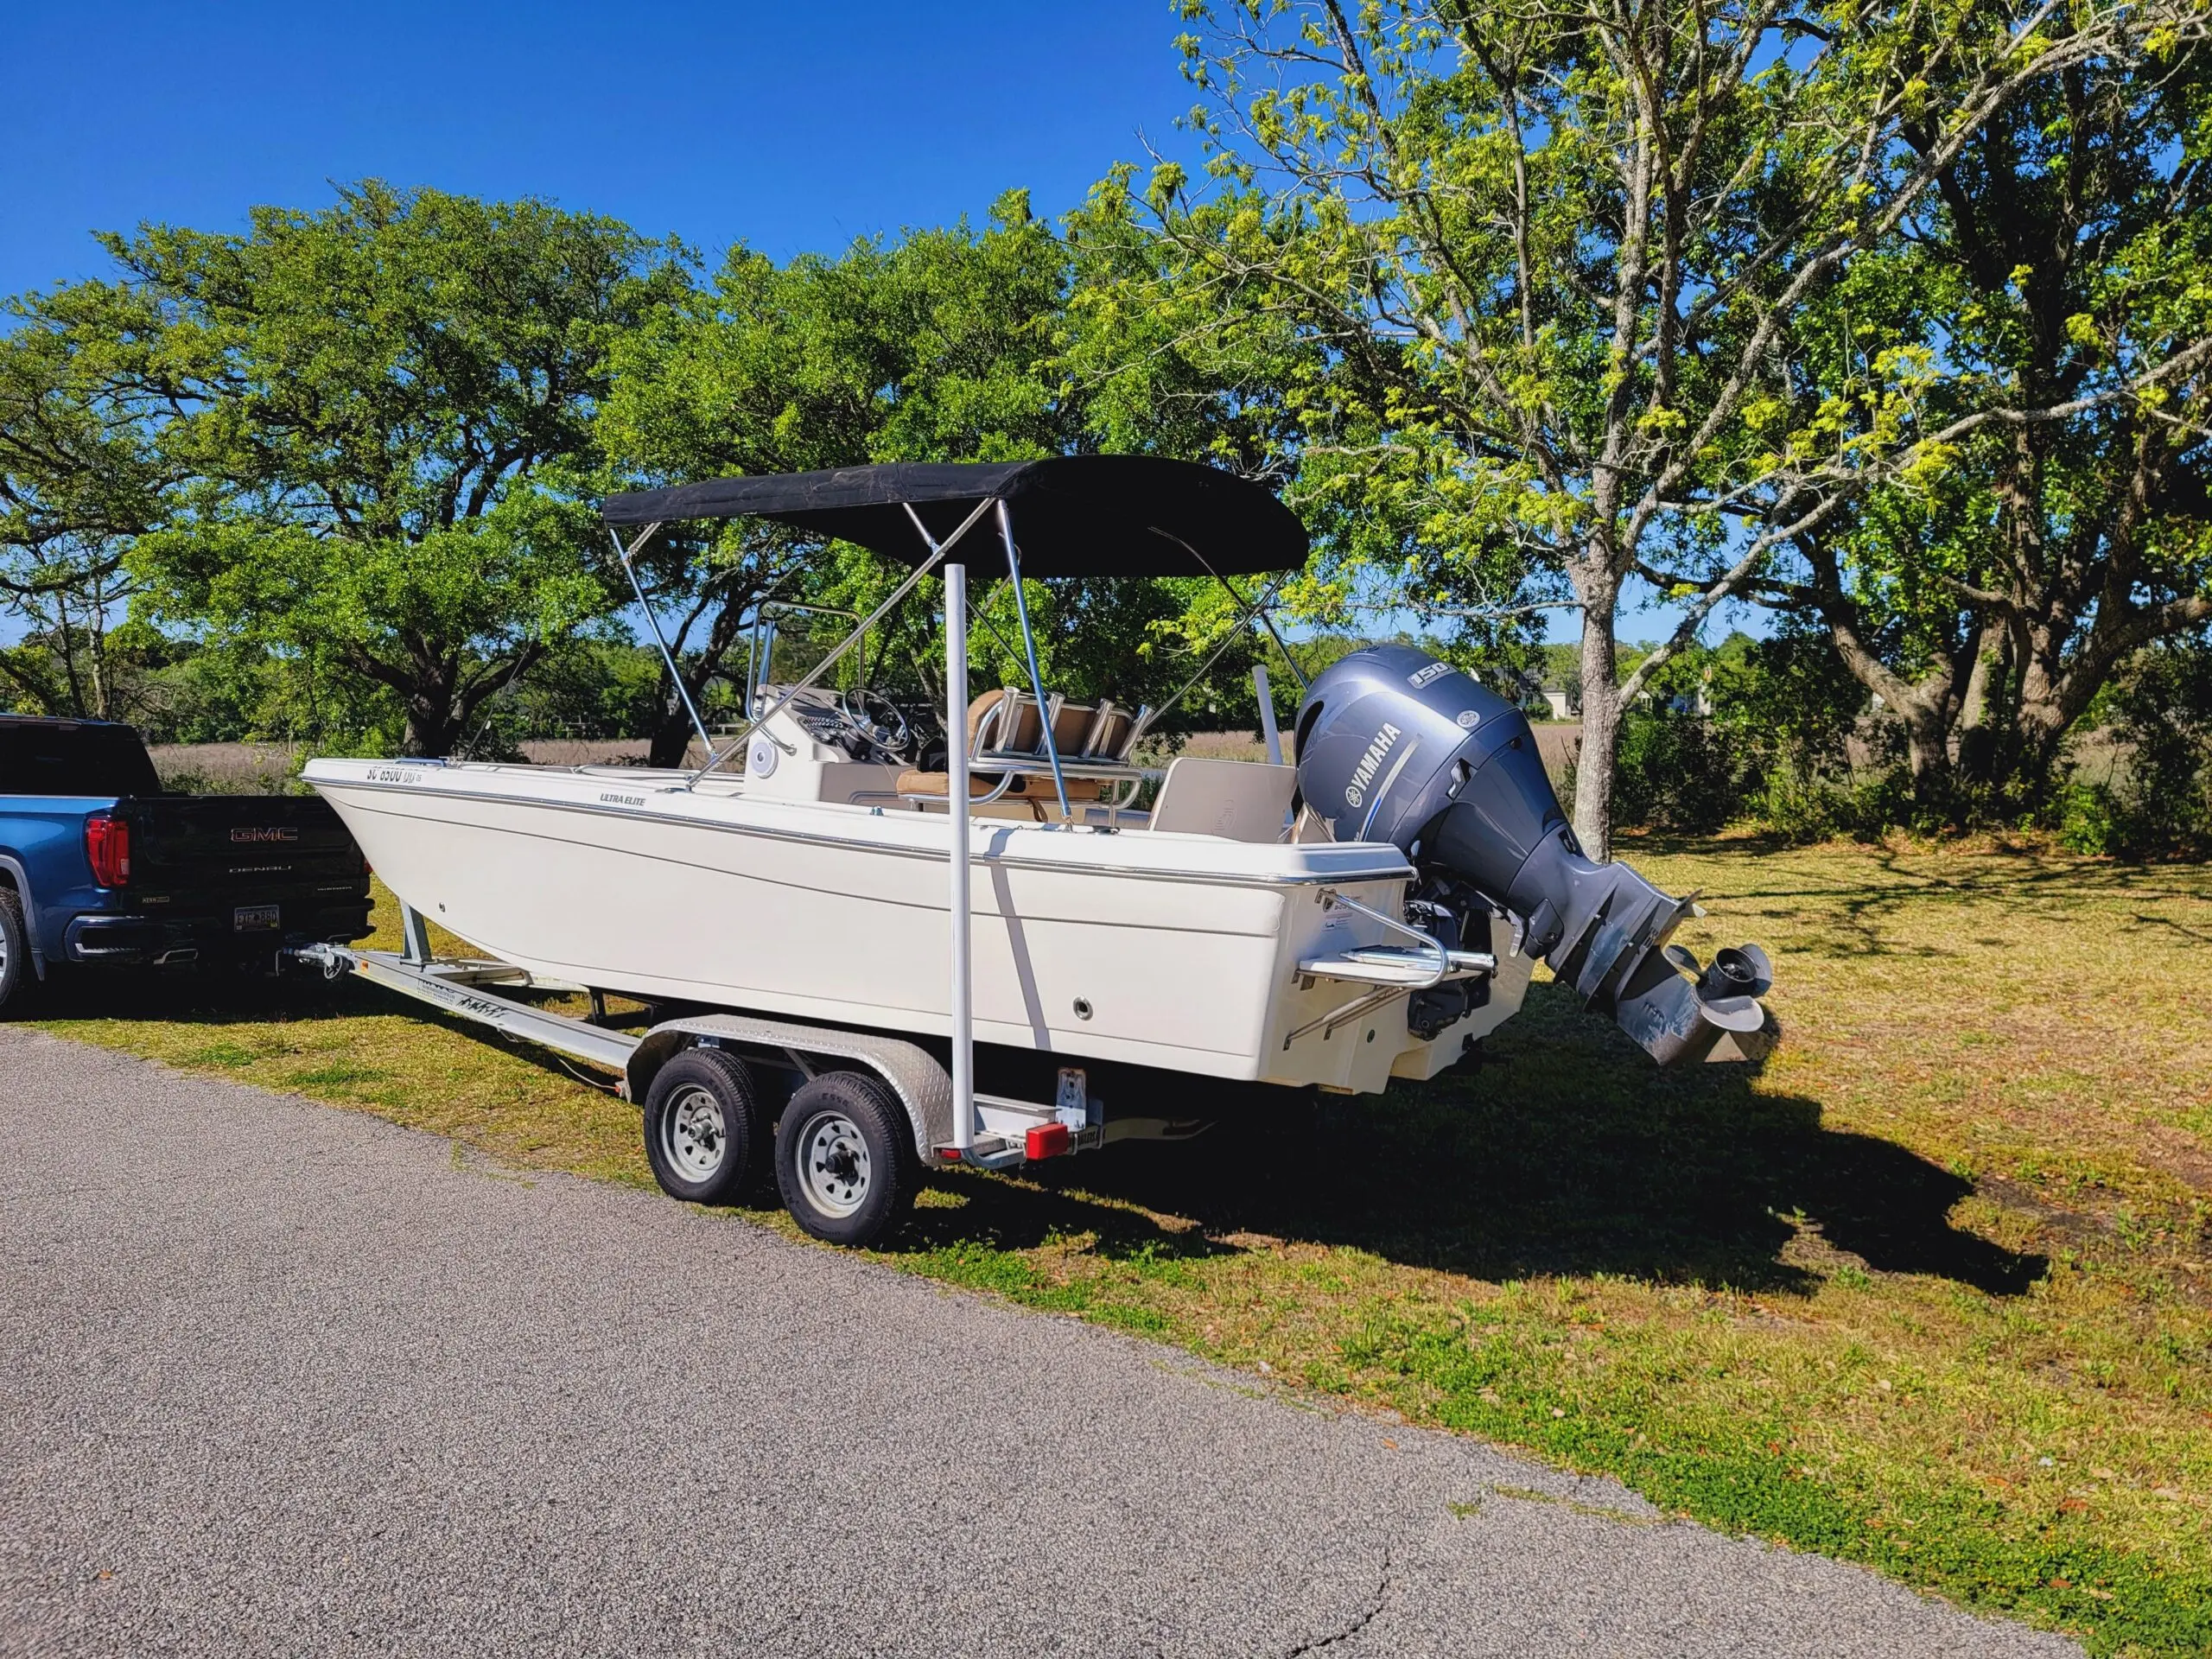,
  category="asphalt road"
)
[0,1028,2078,1658]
